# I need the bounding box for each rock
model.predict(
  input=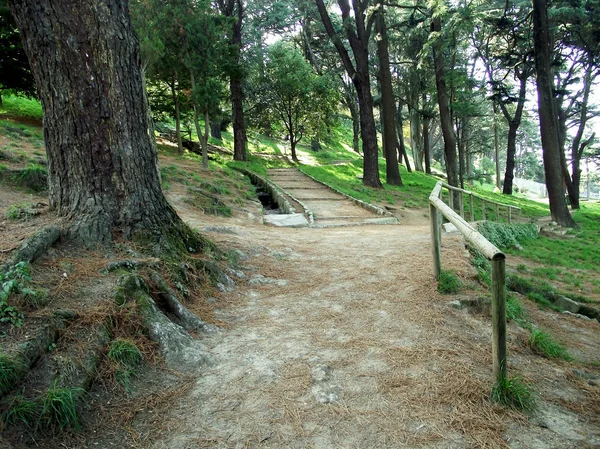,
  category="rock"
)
[311,365,332,382]
[572,369,600,381]
[561,311,592,320]
[226,268,246,279]
[442,222,458,233]
[248,274,288,287]
[553,295,581,314]
[449,300,462,309]
[202,226,238,234]
[232,249,249,261]
[263,213,309,227]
